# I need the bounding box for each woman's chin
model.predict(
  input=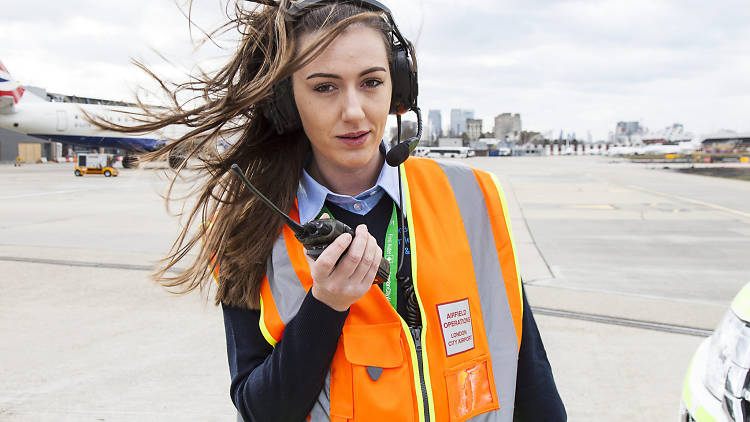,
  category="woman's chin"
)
[334,149,382,172]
